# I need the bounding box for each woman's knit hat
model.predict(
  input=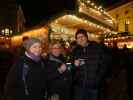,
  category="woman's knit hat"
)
[23,37,41,49]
